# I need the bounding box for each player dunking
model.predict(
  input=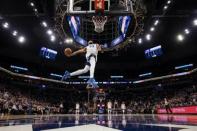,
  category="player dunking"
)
[62,41,102,88]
